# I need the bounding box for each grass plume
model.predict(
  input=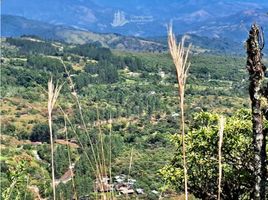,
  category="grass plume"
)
[168,24,191,200]
[218,116,225,200]
[48,78,63,200]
